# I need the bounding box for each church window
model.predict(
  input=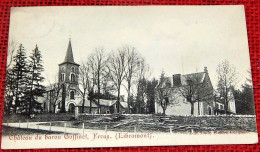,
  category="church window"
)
[71,67,75,72]
[70,90,75,99]
[61,73,65,81]
[71,73,75,82]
